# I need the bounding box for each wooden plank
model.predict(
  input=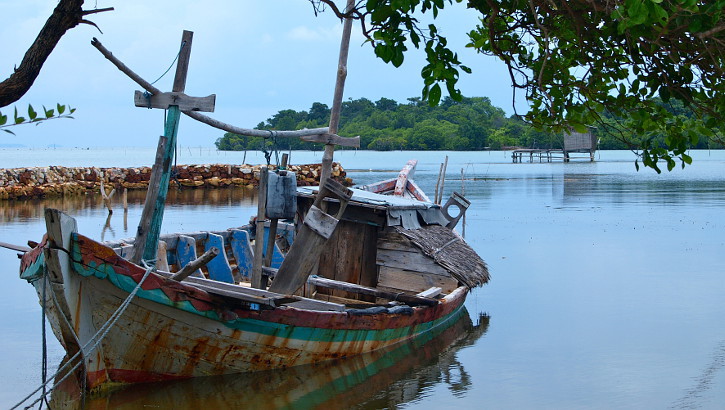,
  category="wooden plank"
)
[416,287,442,298]
[394,159,417,196]
[175,235,204,278]
[229,229,254,280]
[204,233,234,283]
[377,232,415,251]
[134,90,216,112]
[308,276,439,307]
[154,271,345,311]
[358,178,396,194]
[156,240,170,272]
[377,266,459,294]
[376,248,451,276]
[406,179,431,202]
[304,205,338,239]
